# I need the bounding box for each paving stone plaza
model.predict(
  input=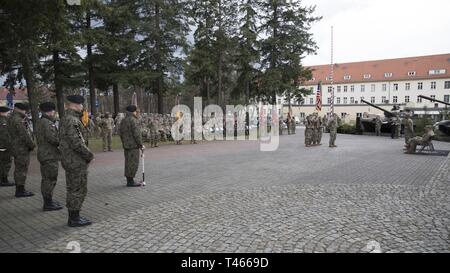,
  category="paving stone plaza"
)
[0,129,449,253]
